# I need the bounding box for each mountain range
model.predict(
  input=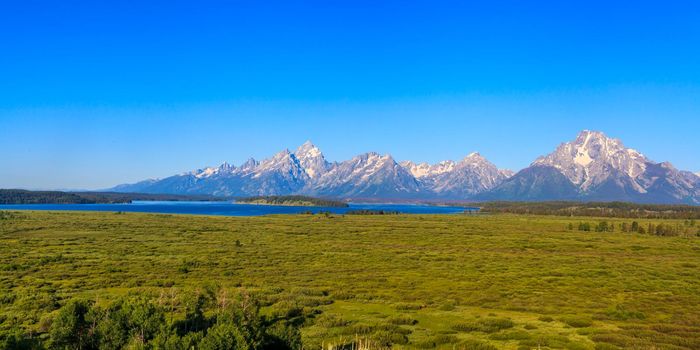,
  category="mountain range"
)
[112,131,700,204]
